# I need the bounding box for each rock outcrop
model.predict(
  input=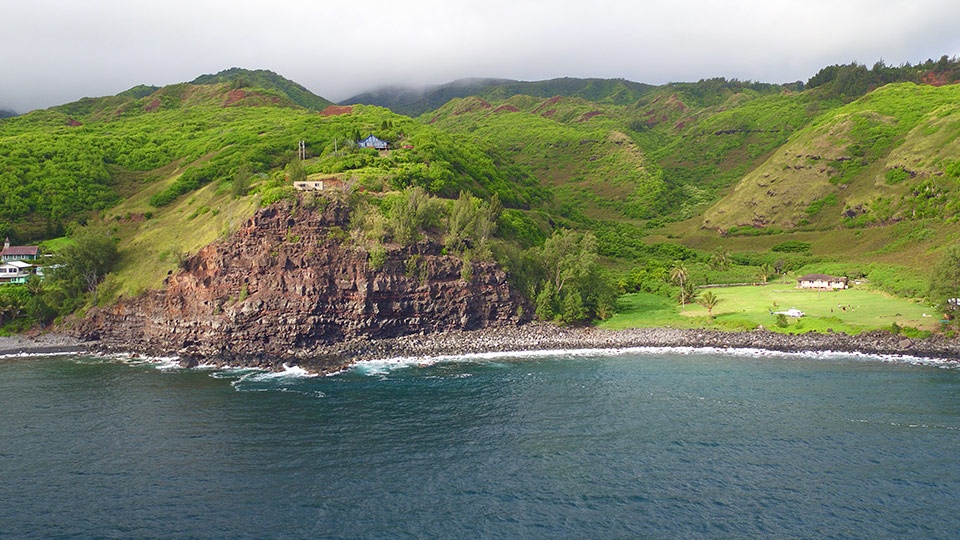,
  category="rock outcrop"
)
[72,197,531,372]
